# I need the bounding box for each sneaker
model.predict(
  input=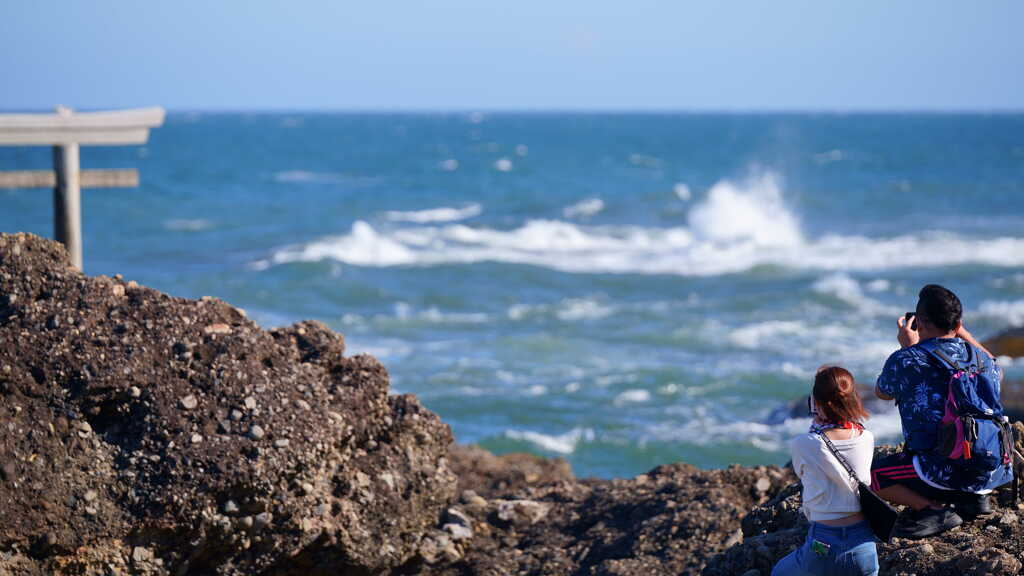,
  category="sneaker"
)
[954,493,993,520]
[893,506,963,539]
